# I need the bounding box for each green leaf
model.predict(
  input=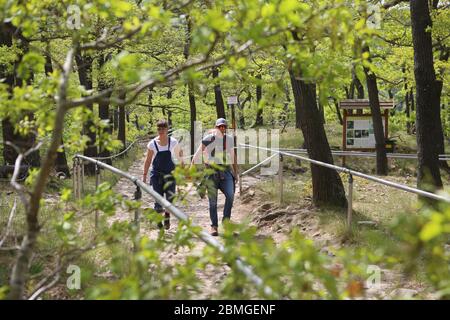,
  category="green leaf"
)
[261,3,276,18]
[279,0,299,15]
[420,220,443,242]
